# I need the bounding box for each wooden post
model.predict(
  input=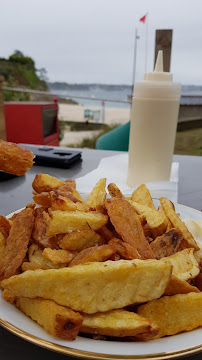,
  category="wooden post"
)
[0,76,6,140]
[154,30,173,72]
